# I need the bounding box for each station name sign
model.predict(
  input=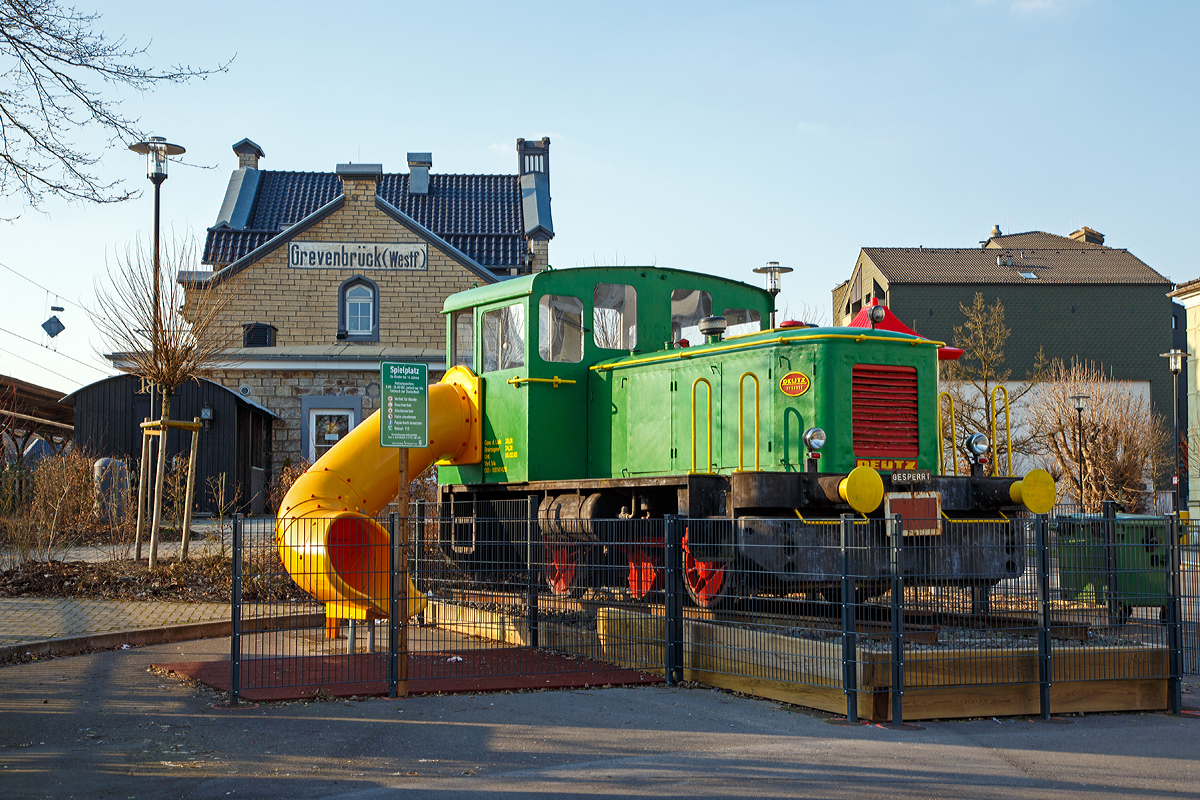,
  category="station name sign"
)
[288,242,428,271]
